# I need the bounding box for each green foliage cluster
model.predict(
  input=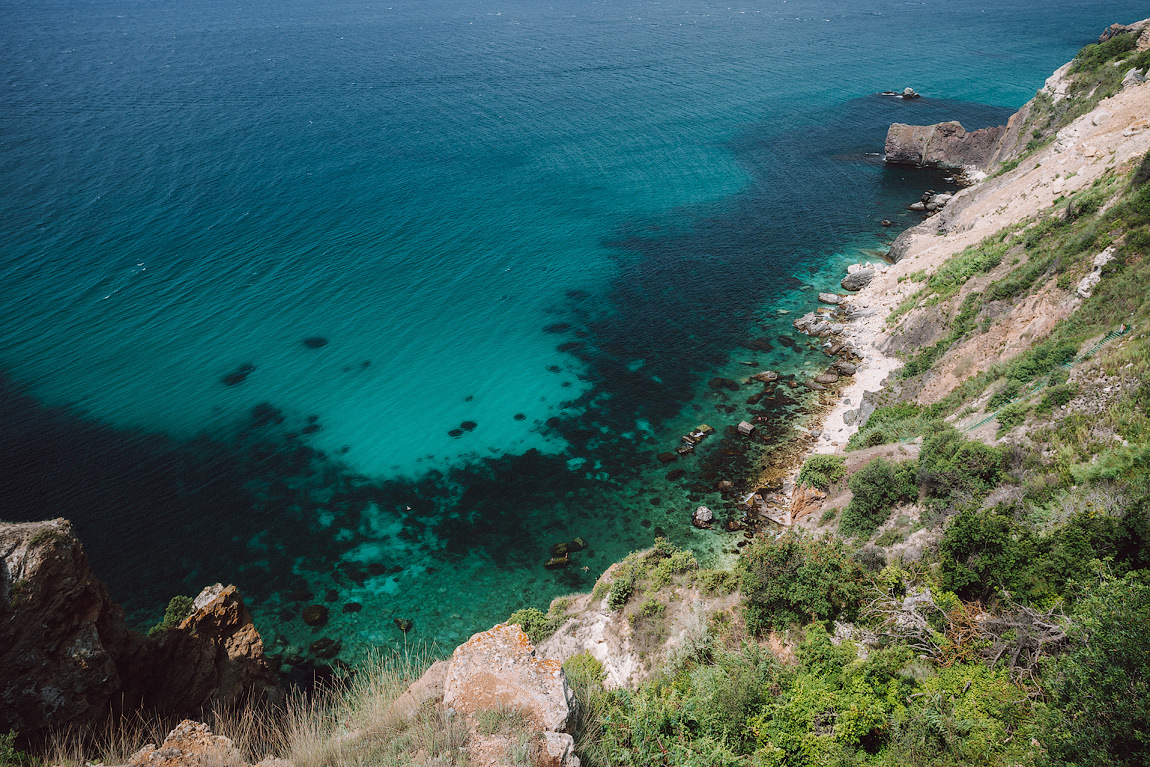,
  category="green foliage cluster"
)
[737,530,864,633]
[0,733,34,767]
[1041,572,1150,767]
[995,402,1030,436]
[840,458,917,539]
[589,623,1038,767]
[923,239,1007,302]
[917,427,1005,505]
[847,403,940,450]
[1069,31,1141,74]
[507,605,566,644]
[797,454,847,490]
[695,568,737,596]
[147,594,194,637]
[602,538,699,611]
[937,504,1150,604]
